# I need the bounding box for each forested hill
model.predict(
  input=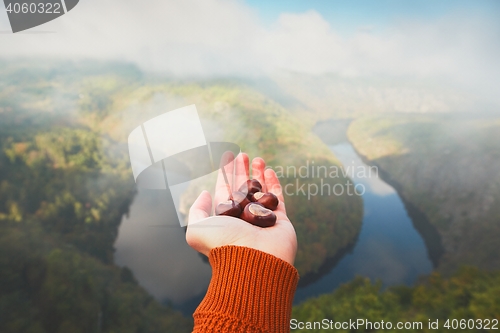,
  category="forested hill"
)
[292,266,500,333]
[348,114,500,274]
[0,61,193,332]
